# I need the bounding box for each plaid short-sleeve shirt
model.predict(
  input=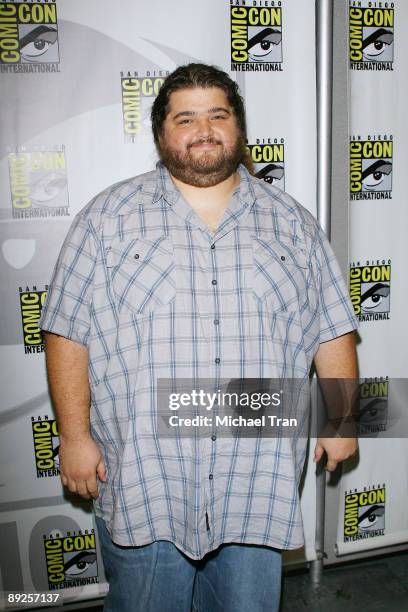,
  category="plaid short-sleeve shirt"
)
[40,162,358,559]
